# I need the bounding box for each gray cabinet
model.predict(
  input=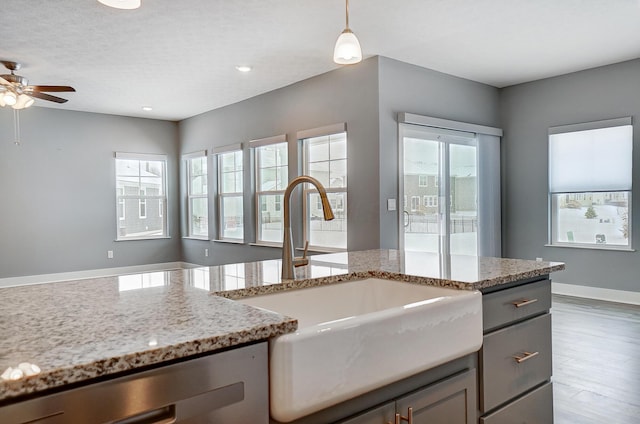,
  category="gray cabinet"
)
[480,382,553,424]
[340,369,476,424]
[0,342,269,424]
[479,278,553,422]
